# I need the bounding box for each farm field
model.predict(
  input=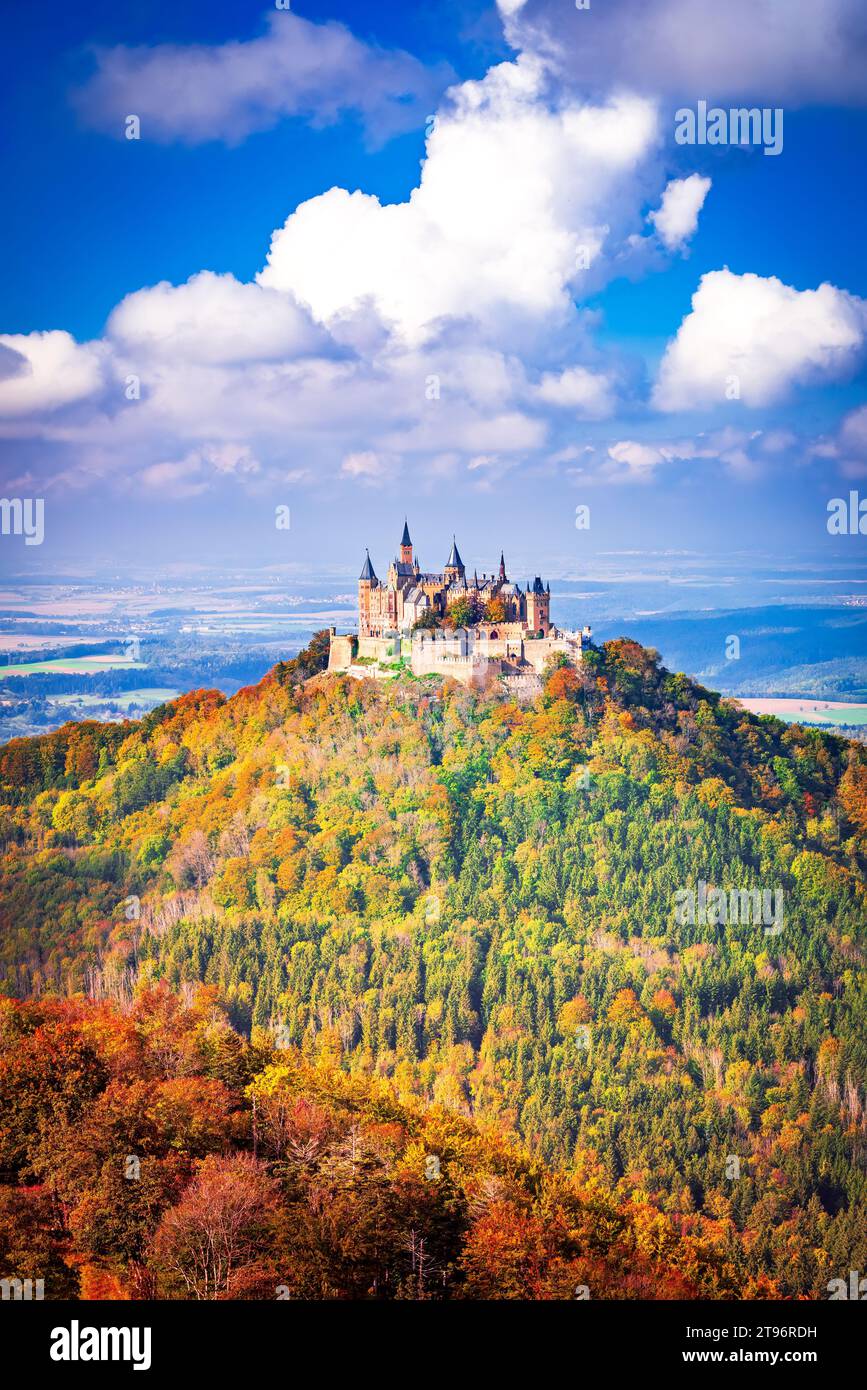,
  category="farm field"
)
[0,656,147,679]
[738,697,867,725]
[0,634,111,652]
[46,687,179,711]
